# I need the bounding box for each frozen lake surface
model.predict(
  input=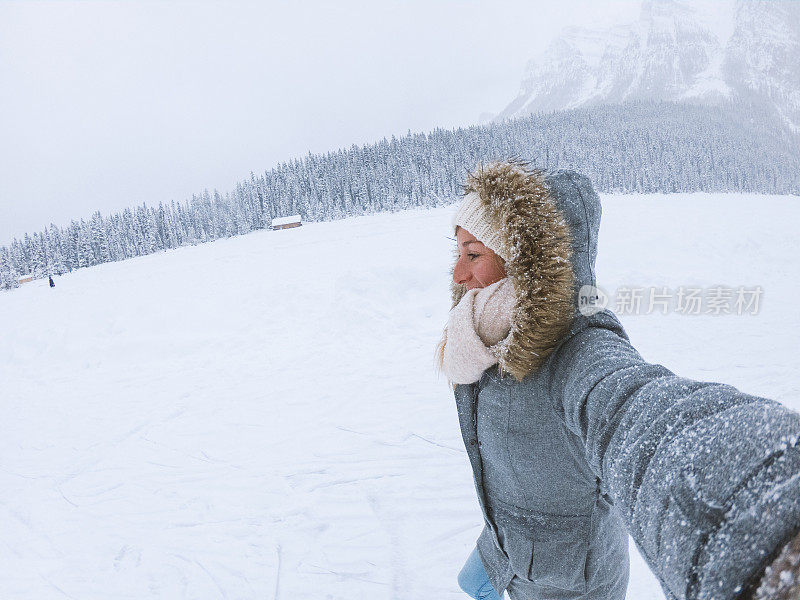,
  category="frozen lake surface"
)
[2,193,798,599]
